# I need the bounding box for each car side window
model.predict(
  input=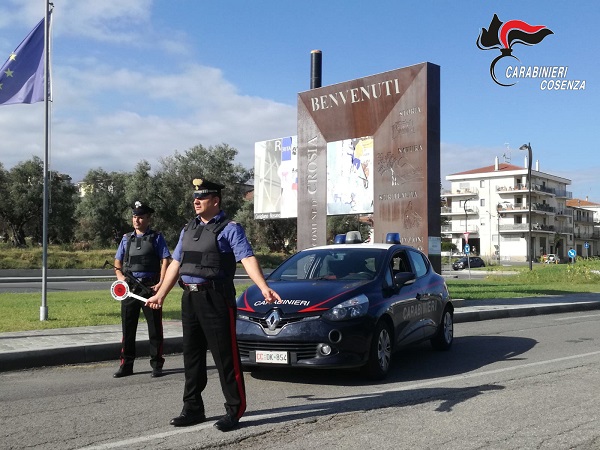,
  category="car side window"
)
[407,250,428,278]
[387,250,412,284]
